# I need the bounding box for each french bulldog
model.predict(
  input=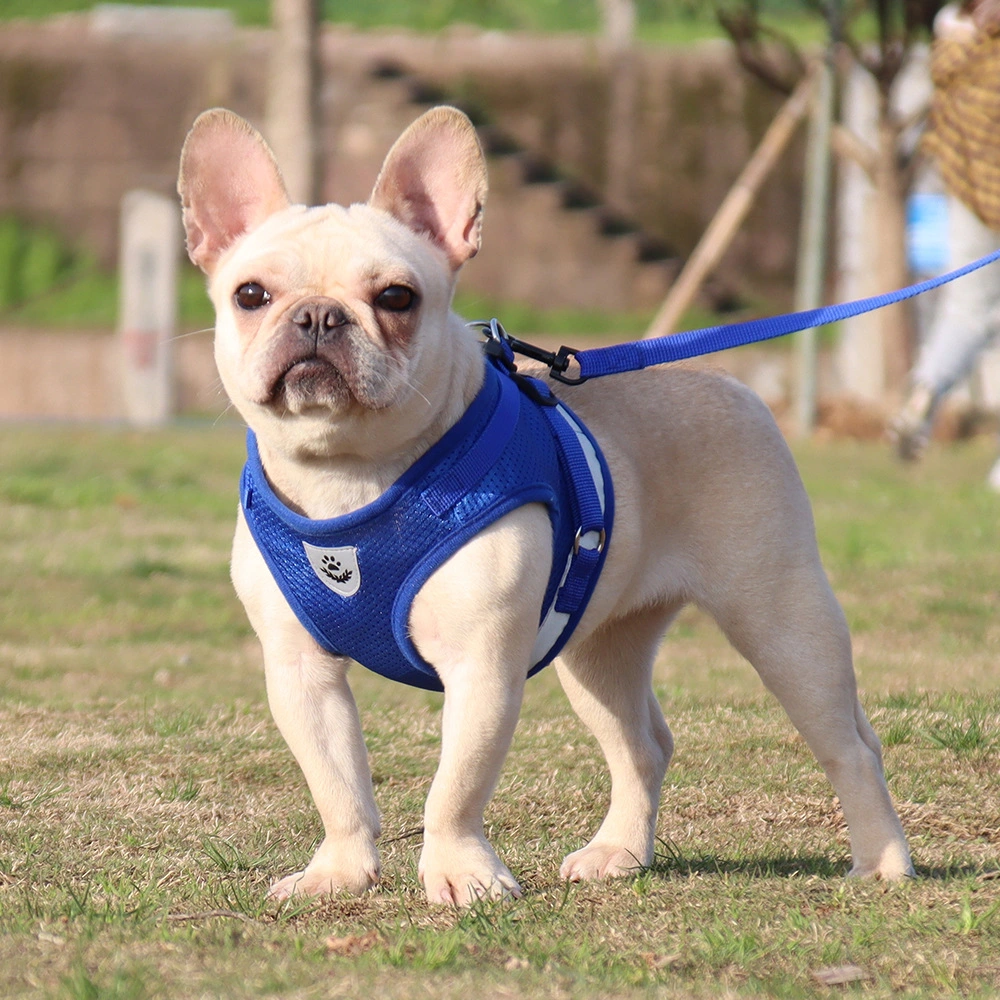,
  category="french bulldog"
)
[177,105,913,905]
